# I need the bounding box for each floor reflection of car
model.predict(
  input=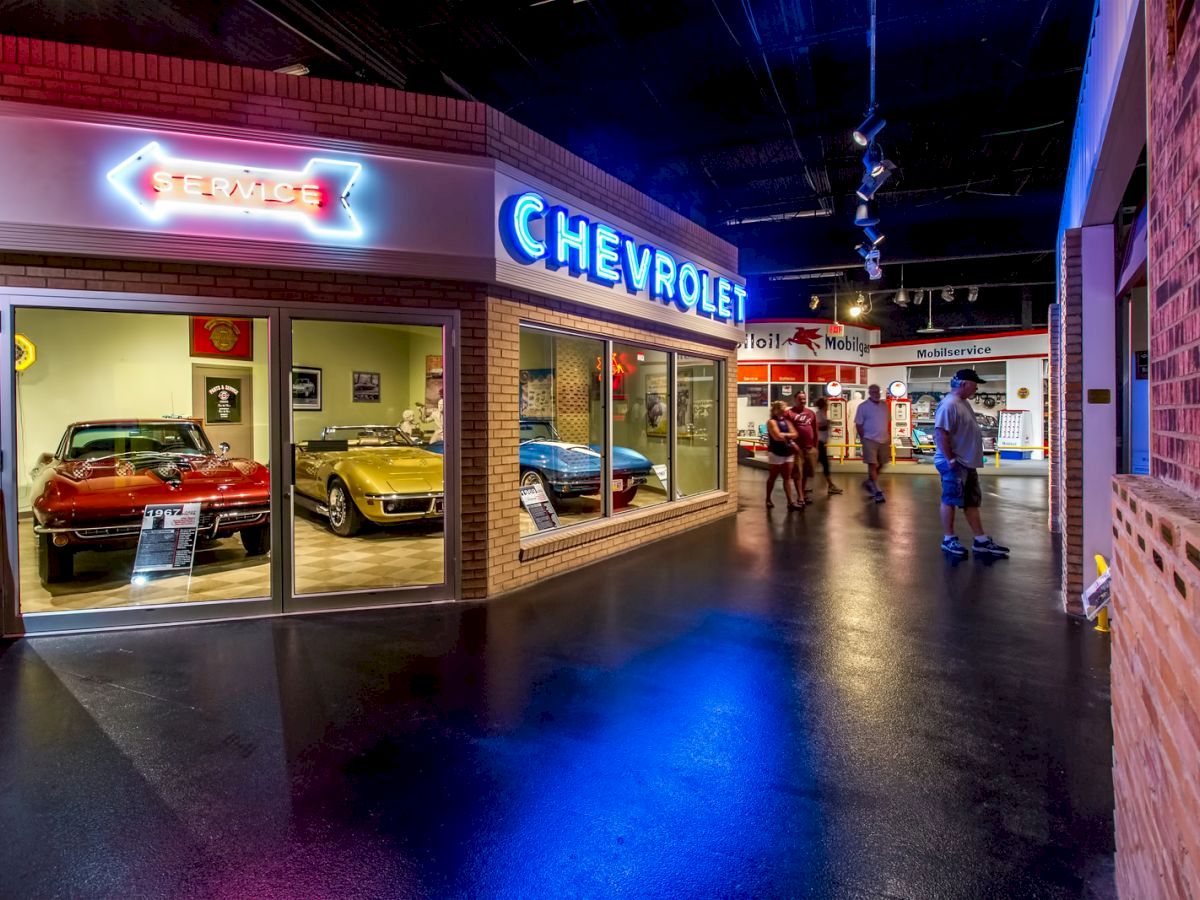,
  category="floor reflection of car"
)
[294,425,444,536]
[518,417,654,508]
[29,418,271,584]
